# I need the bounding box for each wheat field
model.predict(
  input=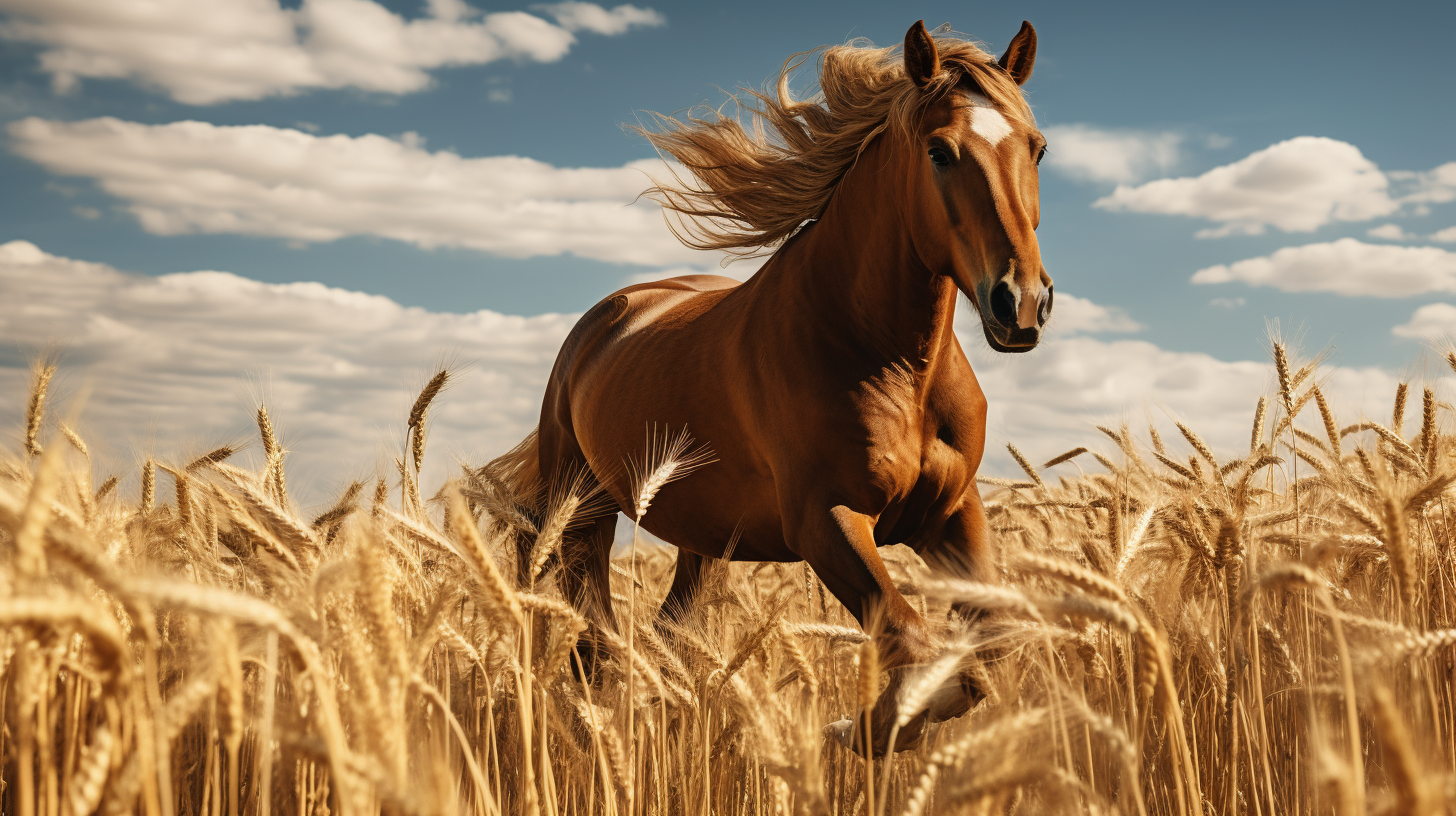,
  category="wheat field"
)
[3,343,1456,816]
